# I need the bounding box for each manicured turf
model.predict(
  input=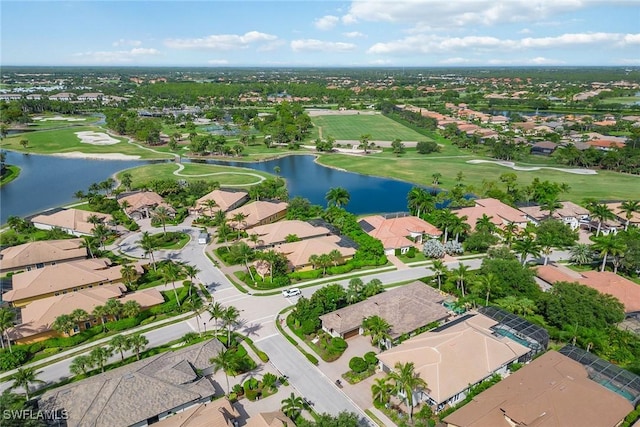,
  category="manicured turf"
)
[0,165,20,186]
[118,163,273,187]
[309,114,430,141]
[316,152,640,203]
[1,126,173,159]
